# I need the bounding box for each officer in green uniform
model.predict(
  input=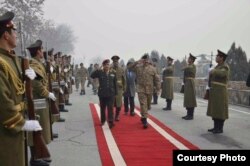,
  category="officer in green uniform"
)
[182,53,197,120]
[27,40,56,165]
[110,55,126,121]
[91,59,117,128]
[74,64,80,91]
[207,50,230,134]
[77,63,88,95]
[130,54,160,128]
[0,11,42,166]
[161,56,174,110]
